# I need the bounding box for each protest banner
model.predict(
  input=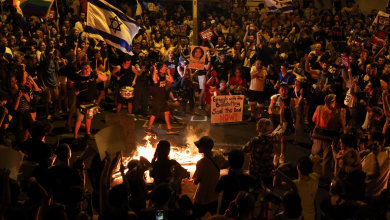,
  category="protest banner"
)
[175,25,187,36]
[148,2,157,11]
[96,124,127,160]
[189,46,207,69]
[211,95,244,123]
[41,10,56,20]
[199,28,215,42]
[0,146,23,180]
[332,27,342,41]
[372,30,388,47]
[341,55,350,69]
